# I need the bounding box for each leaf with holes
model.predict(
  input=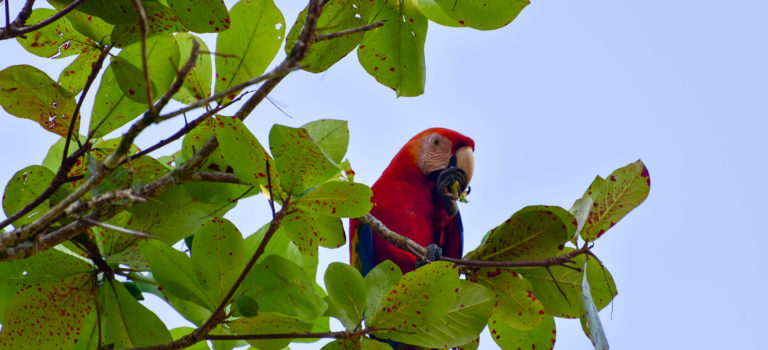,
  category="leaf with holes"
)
[294,181,373,217]
[2,165,55,227]
[100,279,173,347]
[239,255,327,320]
[0,65,79,136]
[324,263,367,330]
[579,159,650,241]
[140,239,213,310]
[302,119,349,164]
[429,0,529,30]
[173,33,213,104]
[59,50,103,96]
[214,0,284,102]
[369,261,459,343]
[465,205,575,262]
[270,124,339,195]
[90,66,147,138]
[363,260,402,322]
[519,249,617,318]
[468,268,544,331]
[489,313,556,349]
[168,0,230,33]
[357,0,427,96]
[0,273,93,349]
[286,0,366,73]
[229,312,313,350]
[402,280,494,348]
[111,33,180,104]
[191,217,246,305]
[16,8,91,59]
